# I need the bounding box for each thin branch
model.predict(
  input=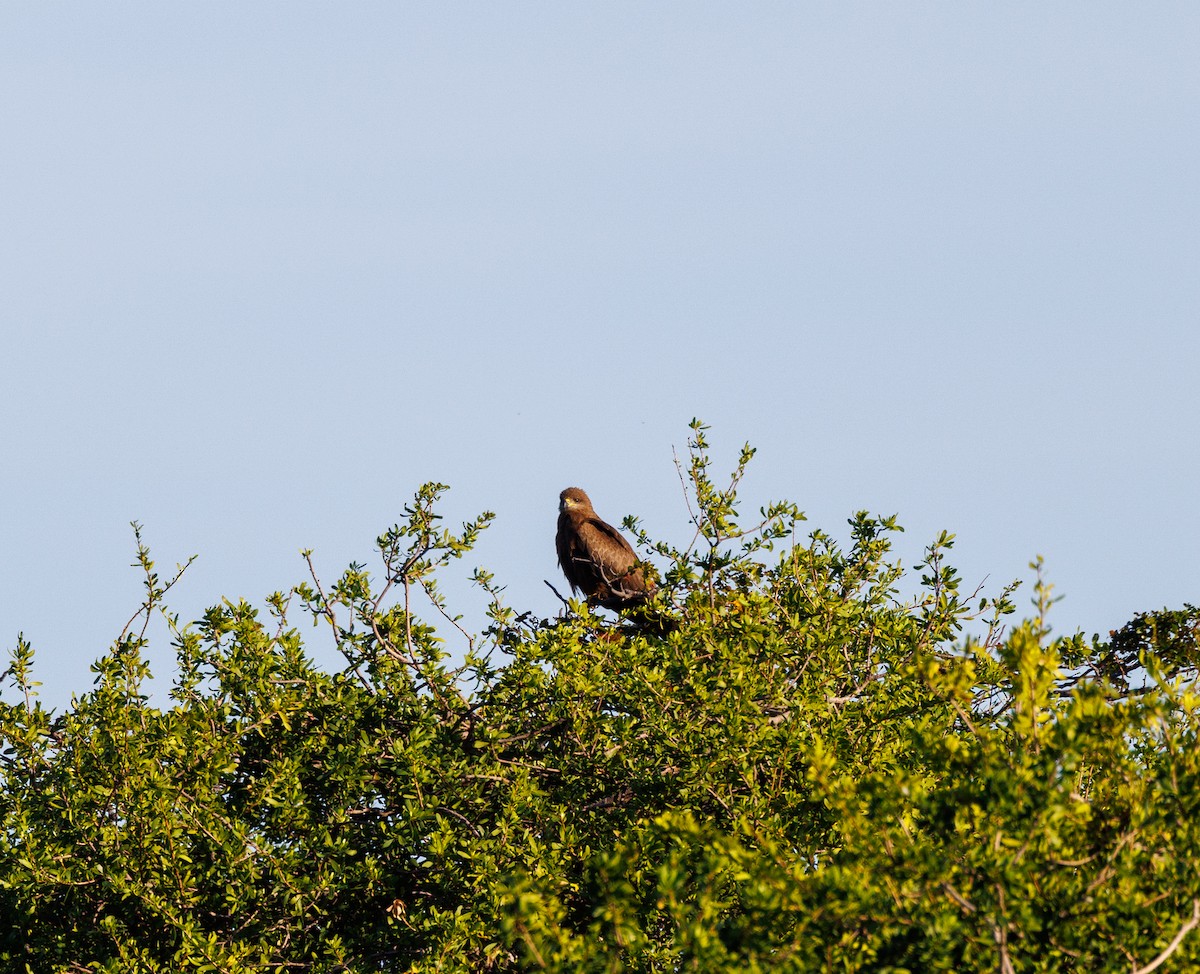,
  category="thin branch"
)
[672,445,704,561]
[950,697,981,739]
[304,552,337,632]
[826,672,883,707]
[994,885,1015,974]
[491,717,569,747]
[1132,899,1200,974]
[995,923,1015,974]
[304,555,371,692]
[404,576,413,657]
[119,550,198,643]
[941,882,977,914]
[419,577,475,654]
[435,805,481,838]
